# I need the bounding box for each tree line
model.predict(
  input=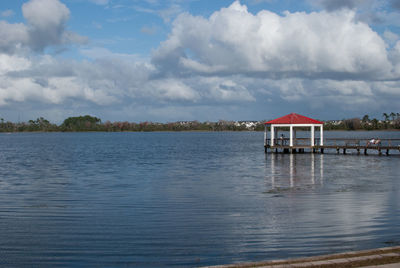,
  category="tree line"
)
[324,113,400,130]
[0,116,264,132]
[0,113,399,132]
